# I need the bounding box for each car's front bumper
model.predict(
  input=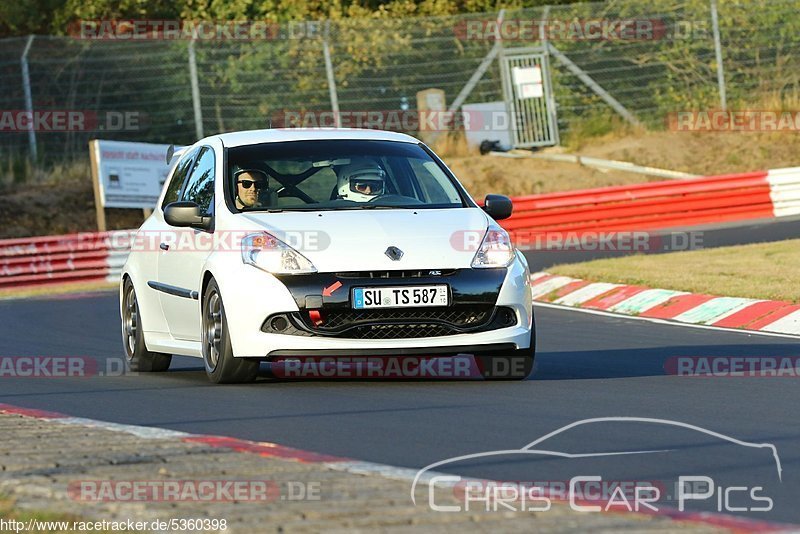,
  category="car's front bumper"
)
[216,251,532,358]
